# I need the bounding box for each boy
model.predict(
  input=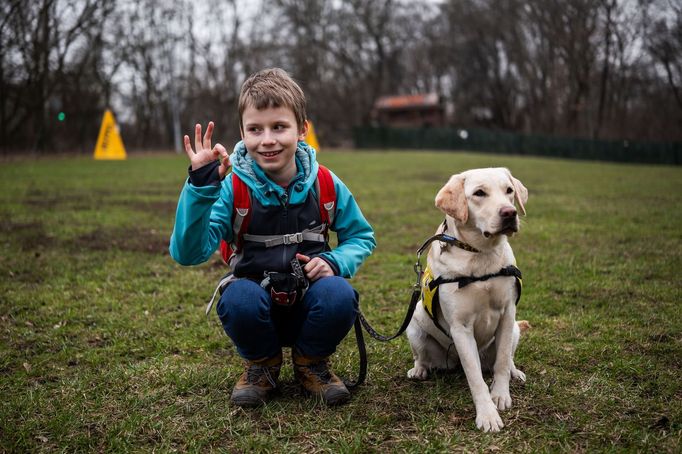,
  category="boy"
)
[170,68,376,407]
